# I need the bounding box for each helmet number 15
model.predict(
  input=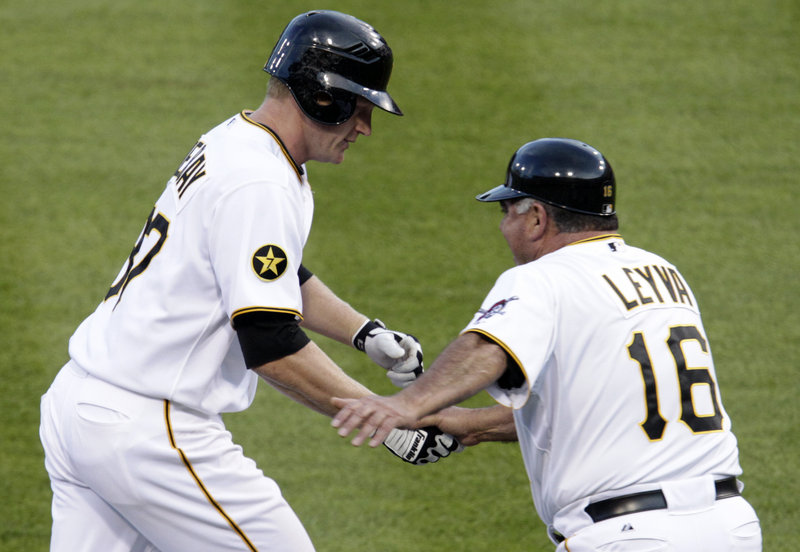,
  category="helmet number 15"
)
[627,325,724,441]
